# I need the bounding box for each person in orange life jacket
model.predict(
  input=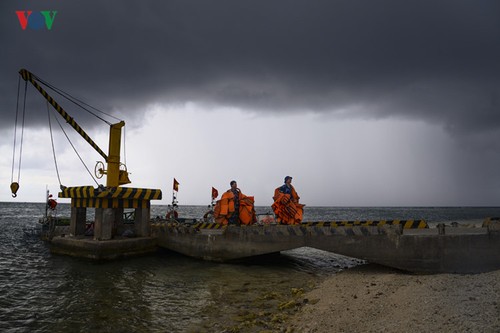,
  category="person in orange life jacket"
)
[227,180,240,225]
[272,176,304,224]
[47,194,57,210]
[279,176,297,200]
[214,180,256,225]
